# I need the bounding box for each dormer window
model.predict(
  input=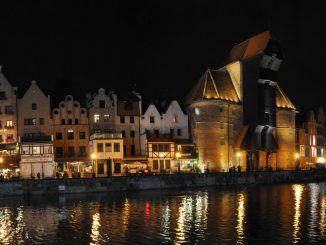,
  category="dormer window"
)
[150,116,155,124]
[173,115,178,123]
